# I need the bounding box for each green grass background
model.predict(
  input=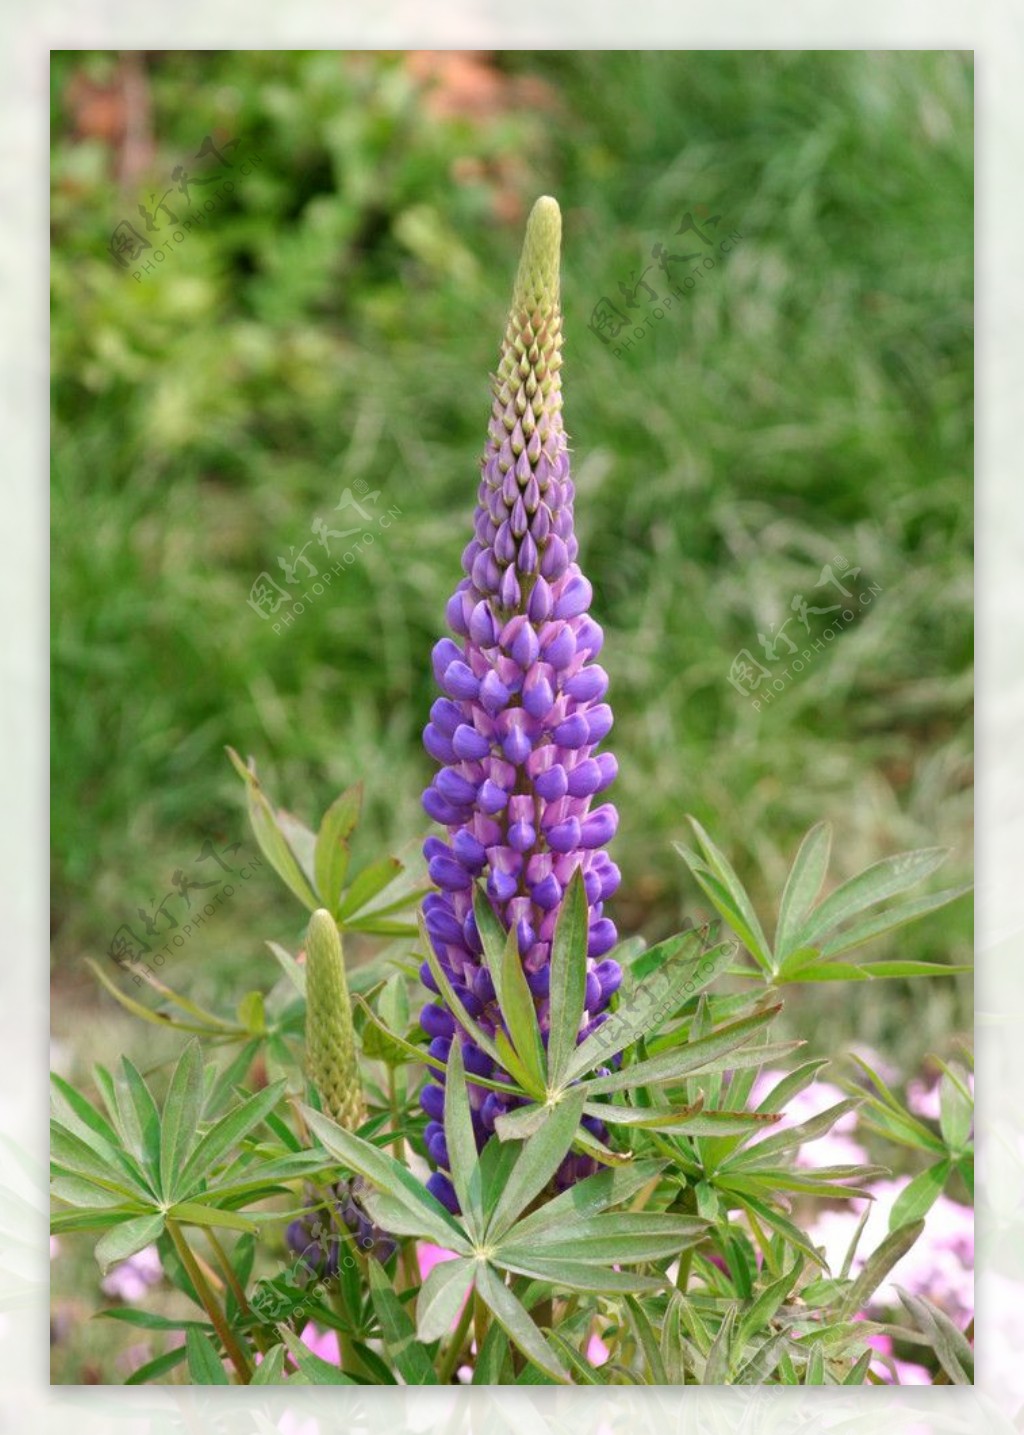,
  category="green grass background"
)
[52,49,972,1064]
